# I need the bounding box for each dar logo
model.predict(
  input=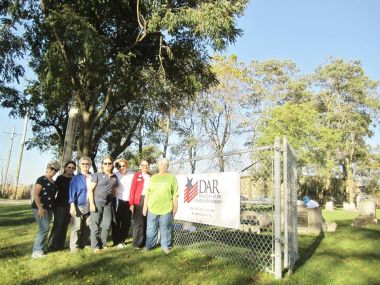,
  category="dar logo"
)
[184,177,198,203]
